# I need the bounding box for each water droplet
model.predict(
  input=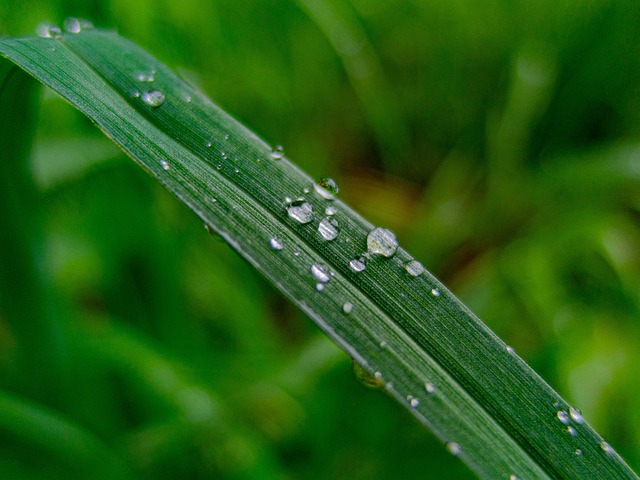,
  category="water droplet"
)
[270,145,284,159]
[206,141,212,147]
[234,168,240,173]
[37,24,62,39]
[385,382,394,391]
[310,264,331,283]
[315,283,325,292]
[184,95,192,103]
[224,134,230,140]
[425,383,435,394]
[63,17,85,33]
[269,237,283,251]
[405,260,425,277]
[431,288,441,297]
[510,475,519,480]
[379,340,388,349]
[318,217,339,241]
[567,426,577,436]
[352,361,384,389]
[506,345,515,354]
[343,302,353,314]
[303,186,311,194]
[349,258,366,273]
[325,206,337,216]
[557,411,570,425]
[131,90,141,98]
[367,227,398,257]
[142,90,165,107]
[293,251,301,257]
[136,70,155,82]
[221,151,227,159]
[600,441,614,455]
[446,442,461,456]
[407,395,420,408]
[575,449,583,456]
[314,177,339,200]
[160,160,170,171]
[287,200,314,224]
[569,407,584,424]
